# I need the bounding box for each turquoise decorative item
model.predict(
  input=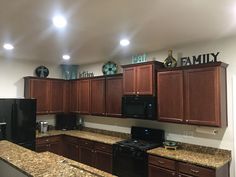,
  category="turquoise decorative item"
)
[35,66,49,78]
[60,64,78,80]
[102,61,118,75]
[132,53,147,64]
